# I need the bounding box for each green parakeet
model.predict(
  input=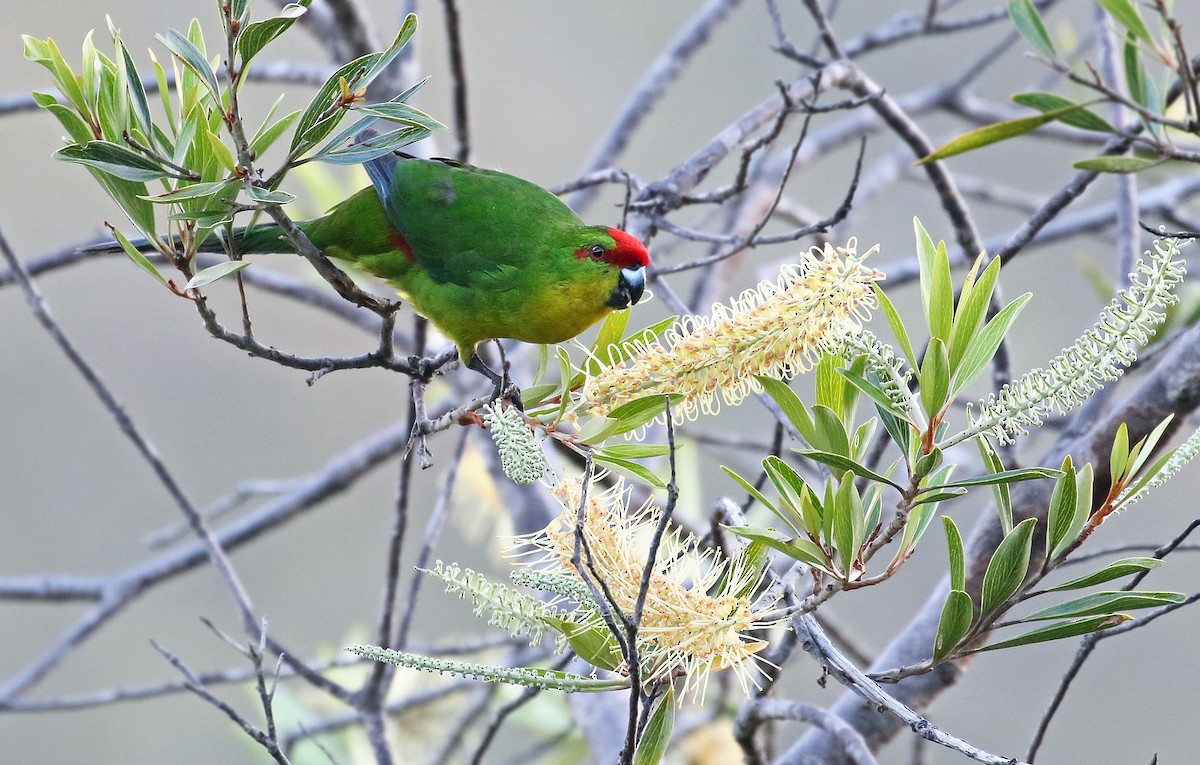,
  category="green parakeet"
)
[91,152,650,393]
